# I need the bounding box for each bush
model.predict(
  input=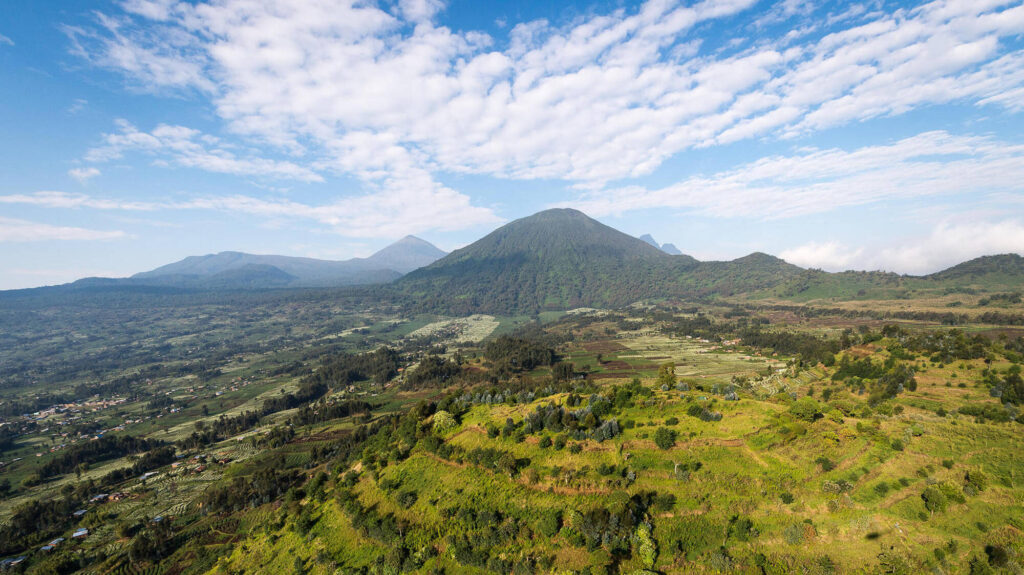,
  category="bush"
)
[397,490,418,509]
[652,492,676,512]
[780,492,794,504]
[985,545,1008,567]
[783,523,804,545]
[964,470,988,493]
[789,397,822,421]
[654,427,677,450]
[921,485,948,514]
[432,410,457,432]
[538,509,561,537]
[727,516,757,542]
